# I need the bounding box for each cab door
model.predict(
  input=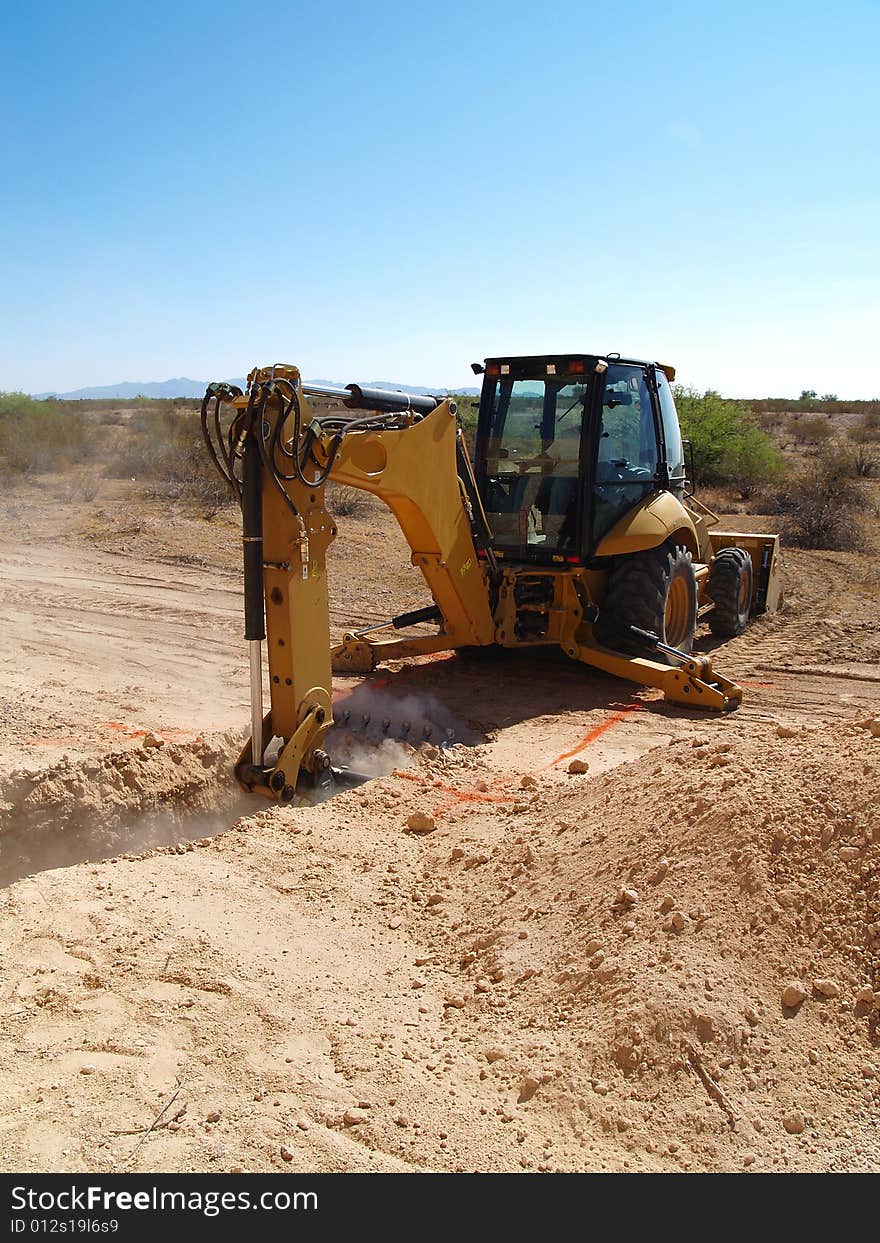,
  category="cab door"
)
[590,363,662,546]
